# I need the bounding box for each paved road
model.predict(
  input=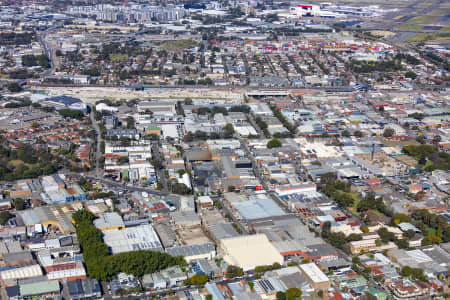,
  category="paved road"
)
[89,106,102,178]
[68,171,169,196]
[151,141,168,193]
[102,275,255,299]
[37,25,59,77]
